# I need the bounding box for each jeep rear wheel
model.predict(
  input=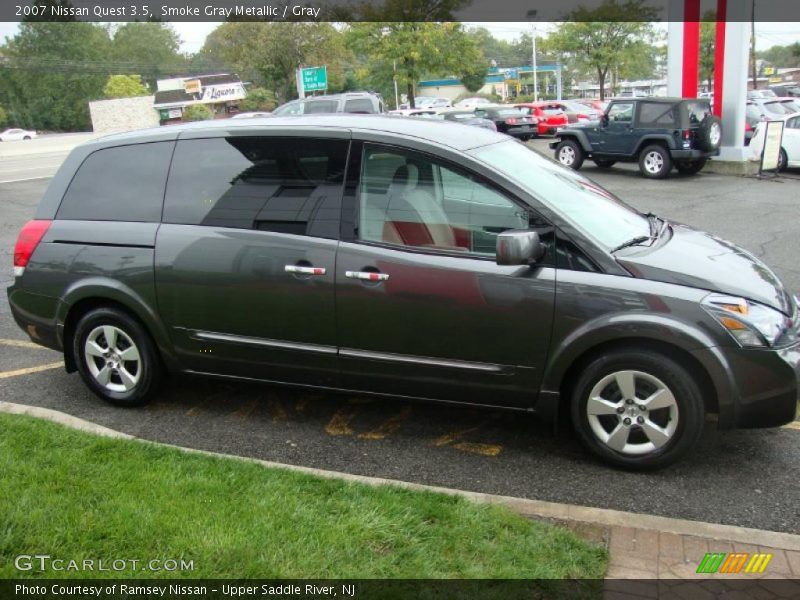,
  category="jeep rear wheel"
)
[555,139,585,170]
[638,145,672,179]
[675,159,707,175]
